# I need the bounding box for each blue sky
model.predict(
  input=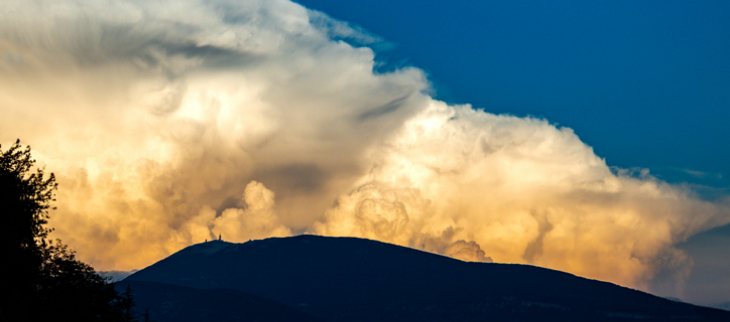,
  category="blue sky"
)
[295,0,730,304]
[296,0,730,191]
